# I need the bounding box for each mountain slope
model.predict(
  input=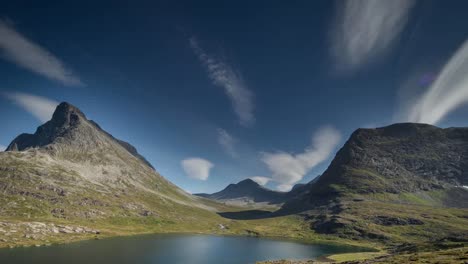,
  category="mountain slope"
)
[3,102,201,206]
[0,102,239,246]
[195,179,288,205]
[283,123,468,211]
[276,123,468,247]
[0,102,341,250]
